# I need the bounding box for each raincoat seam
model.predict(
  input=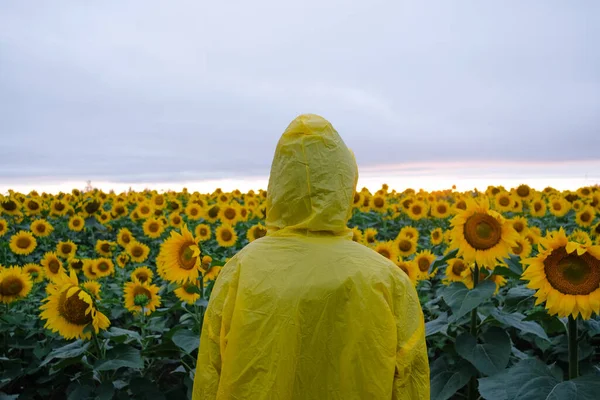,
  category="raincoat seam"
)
[300,138,313,235]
